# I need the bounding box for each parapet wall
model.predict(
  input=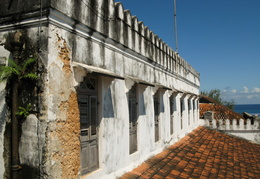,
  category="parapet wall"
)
[0,0,200,87]
[52,0,199,86]
[199,118,260,144]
